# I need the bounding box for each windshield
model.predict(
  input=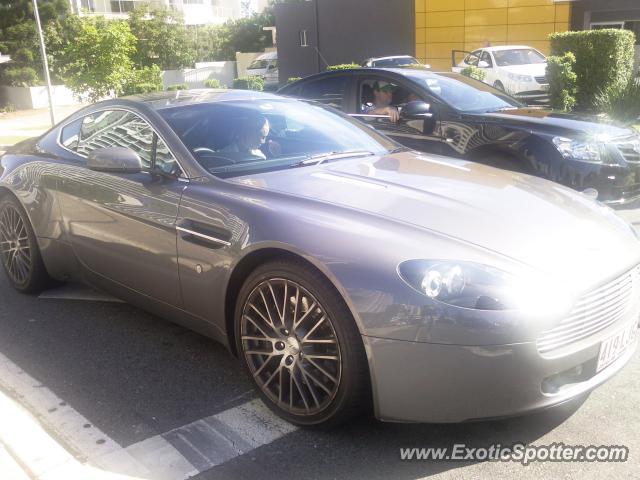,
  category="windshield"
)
[160,100,398,178]
[373,57,419,67]
[493,48,546,67]
[412,73,523,113]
